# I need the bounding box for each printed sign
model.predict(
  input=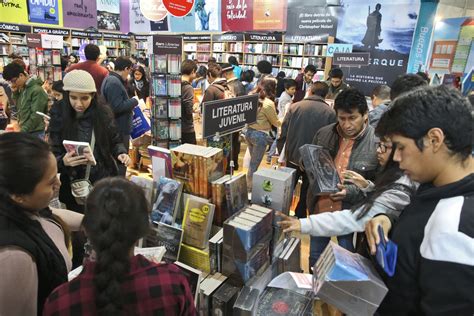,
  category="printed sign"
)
[41,34,63,49]
[326,44,353,57]
[183,35,211,41]
[32,26,70,36]
[152,35,182,54]
[222,0,253,31]
[0,23,31,33]
[202,94,258,138]
[244,33,282,42]
[163,0,195,17]
[97,0,120,30]
[333,53,370,66]
[140,0,168,21]
[212,33,244,42]
[150,17,170,31]
[27,0,60,25]
[286,6,338,43]
[130,0,151,33]
[253,0,287,31]
[63,0,97,29]
[26,33,42,48]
